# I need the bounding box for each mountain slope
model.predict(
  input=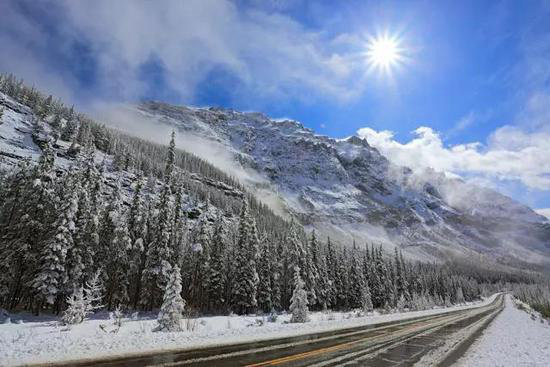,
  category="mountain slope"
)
[113,101,550,268]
